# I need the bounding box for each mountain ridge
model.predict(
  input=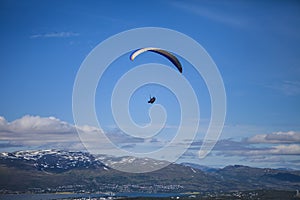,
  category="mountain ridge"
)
[1,149,300,194]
